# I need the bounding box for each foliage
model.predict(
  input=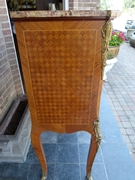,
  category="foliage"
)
[109,31,125,46]
[123,0,135,9]
[107,52,116,59]
[100,0,114,10]
[100,0,135,11]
